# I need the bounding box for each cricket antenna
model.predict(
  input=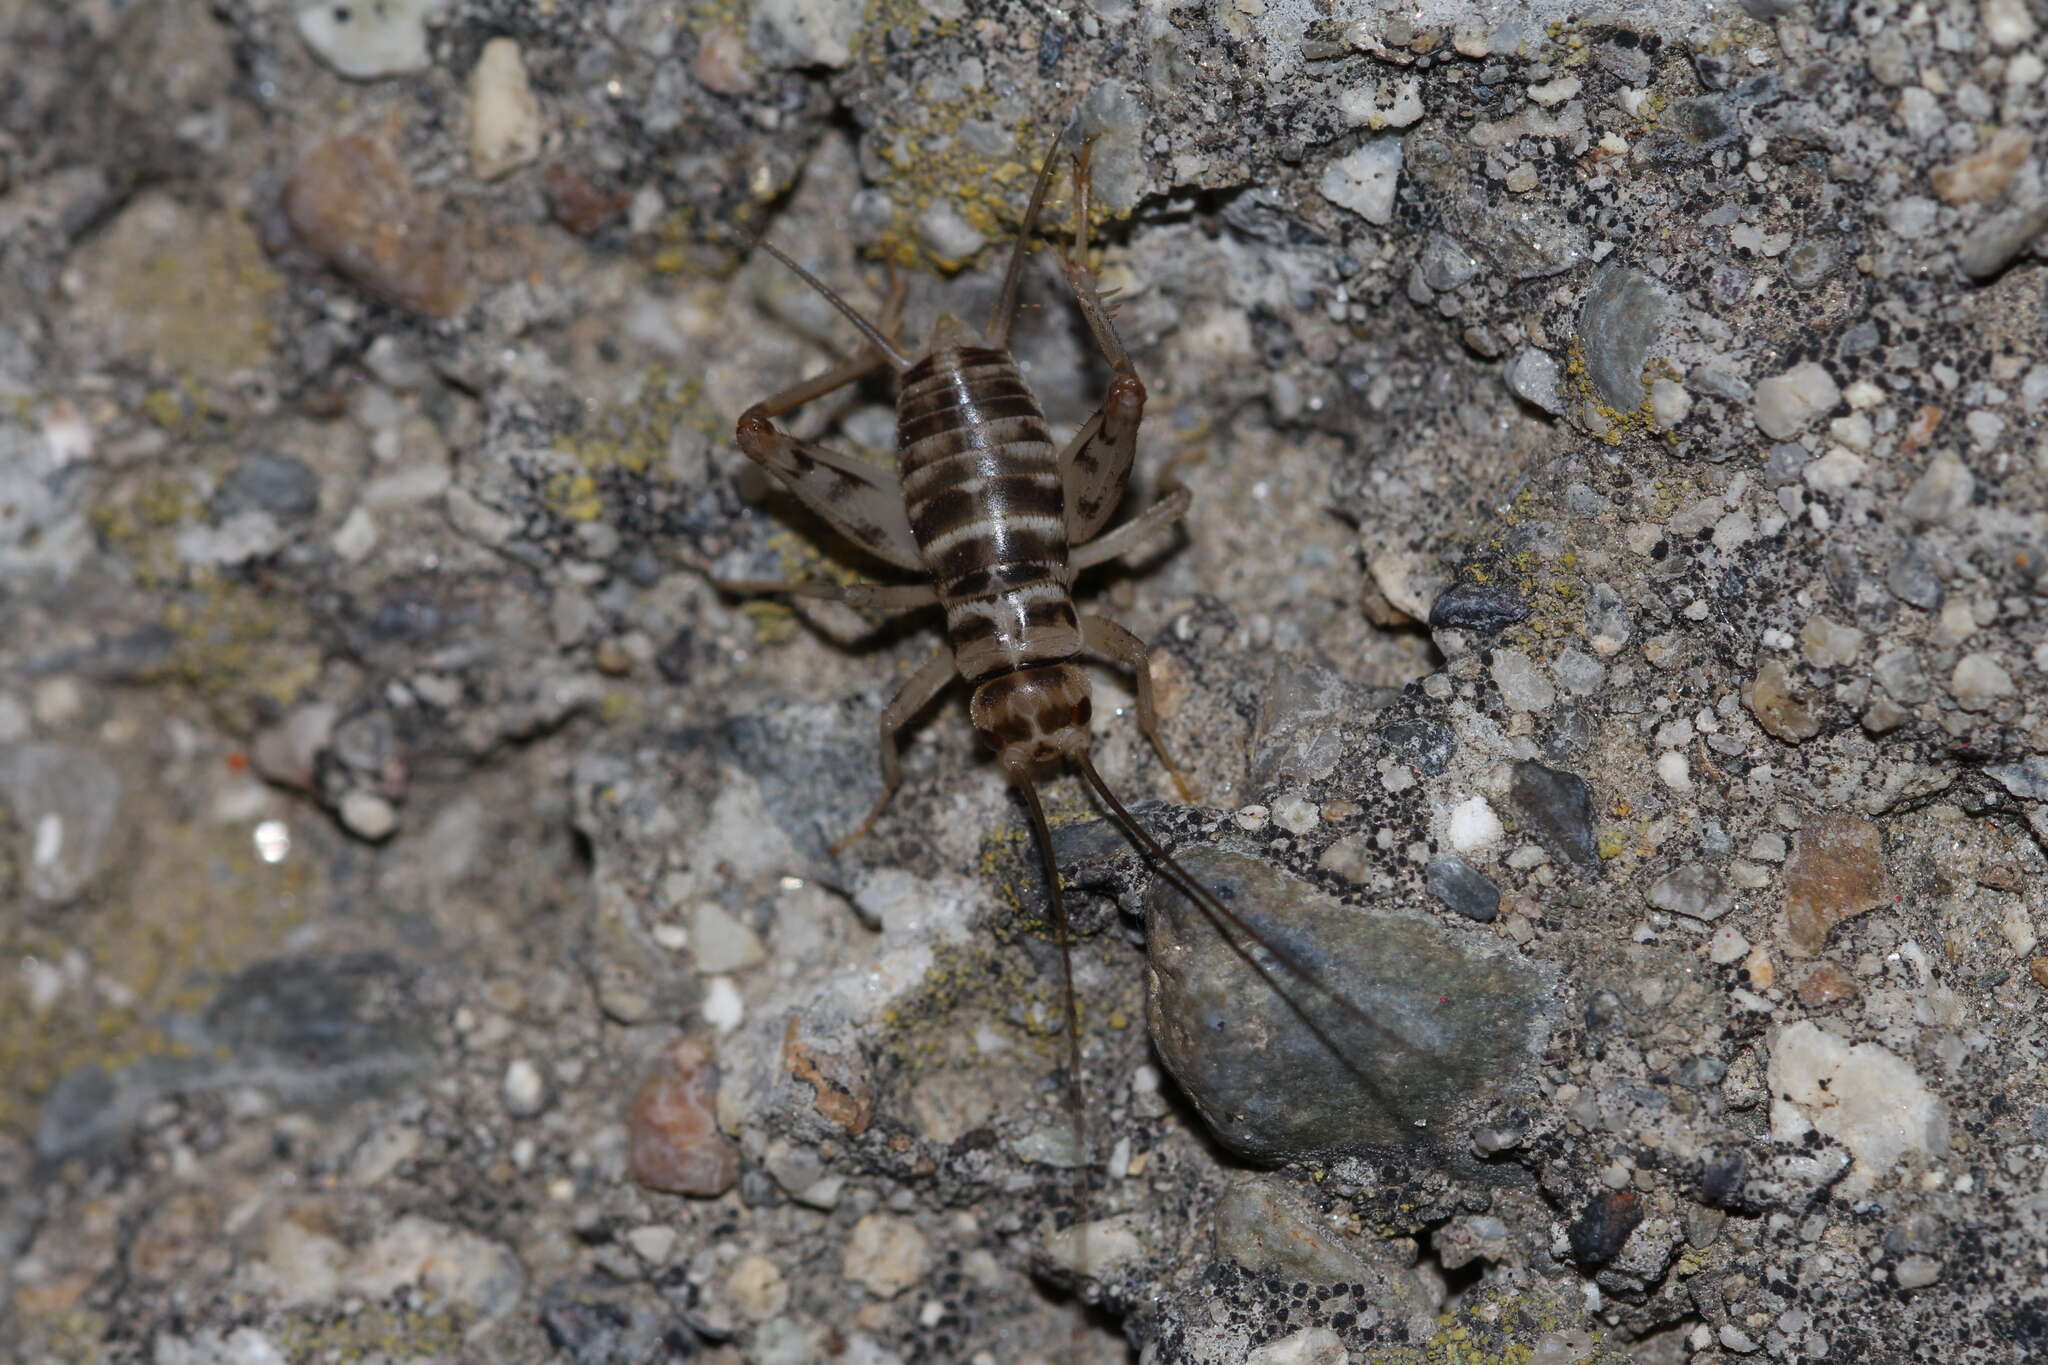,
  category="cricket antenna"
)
[753,238,912,371]
[1072,754,1432,1084]
[1018,778,1090,1184]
